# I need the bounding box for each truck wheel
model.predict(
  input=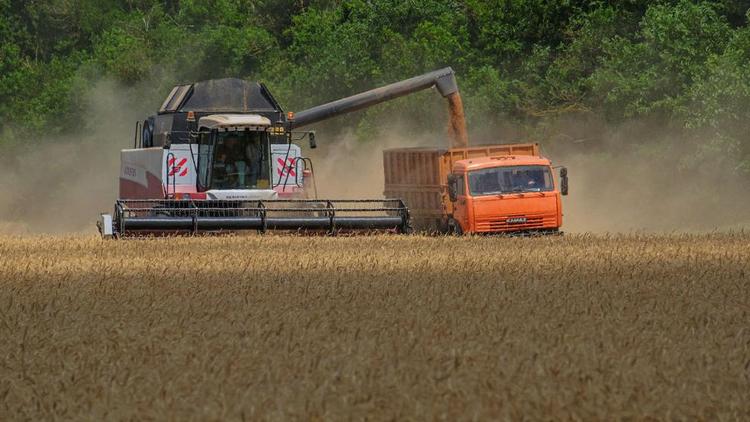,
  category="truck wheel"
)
[448,219,463,236]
